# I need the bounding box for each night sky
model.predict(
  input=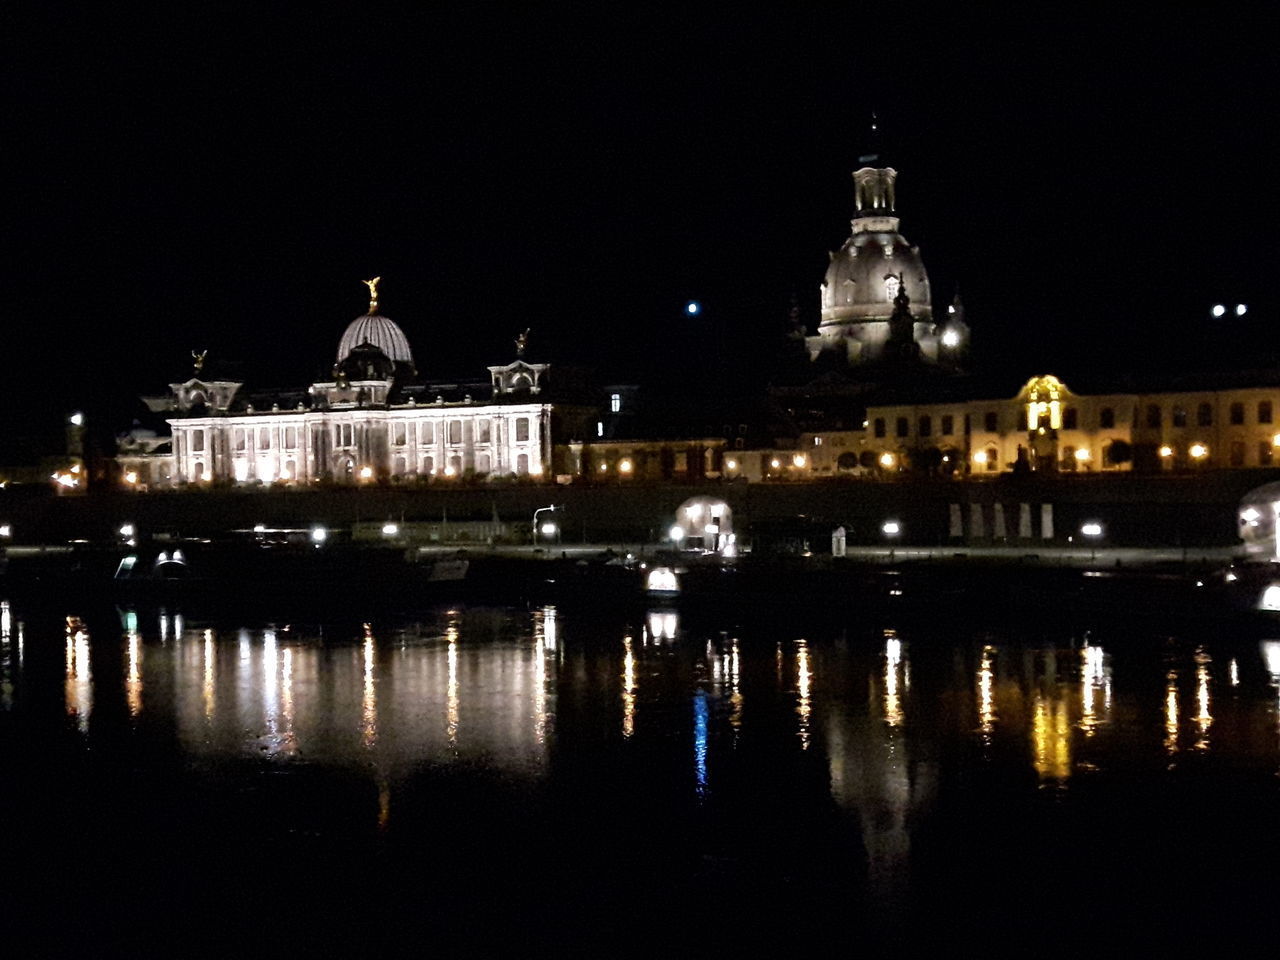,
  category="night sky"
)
[5,6,1276,454]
